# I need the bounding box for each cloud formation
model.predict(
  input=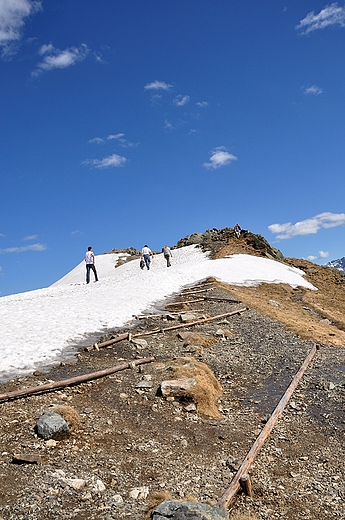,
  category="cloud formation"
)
[203,147,238,170]
[88,133,135,147]
[296,3,345,34]
[144,80,172,91]
[307,250,329,261]
[0,243,46,254]
[173,95,190,107]
[268,212,345,239]
[0,0,41,55]
[84,154,127,169]
[32,43,89,76]
[303,85,323,95]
